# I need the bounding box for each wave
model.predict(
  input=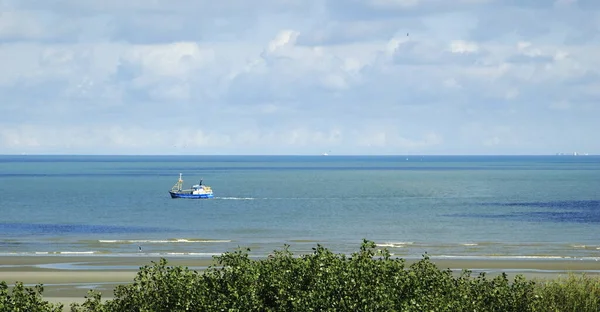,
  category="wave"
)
[431,254,600,261]
[376,241,599,248]
[164,252,222,256]
[0,251,225,257]
[11,251,101,255]
[98,239,231,244]
[376,242,486,249]
[571,244,600,250]
[1,250,599,262]
[376,242,414,248]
